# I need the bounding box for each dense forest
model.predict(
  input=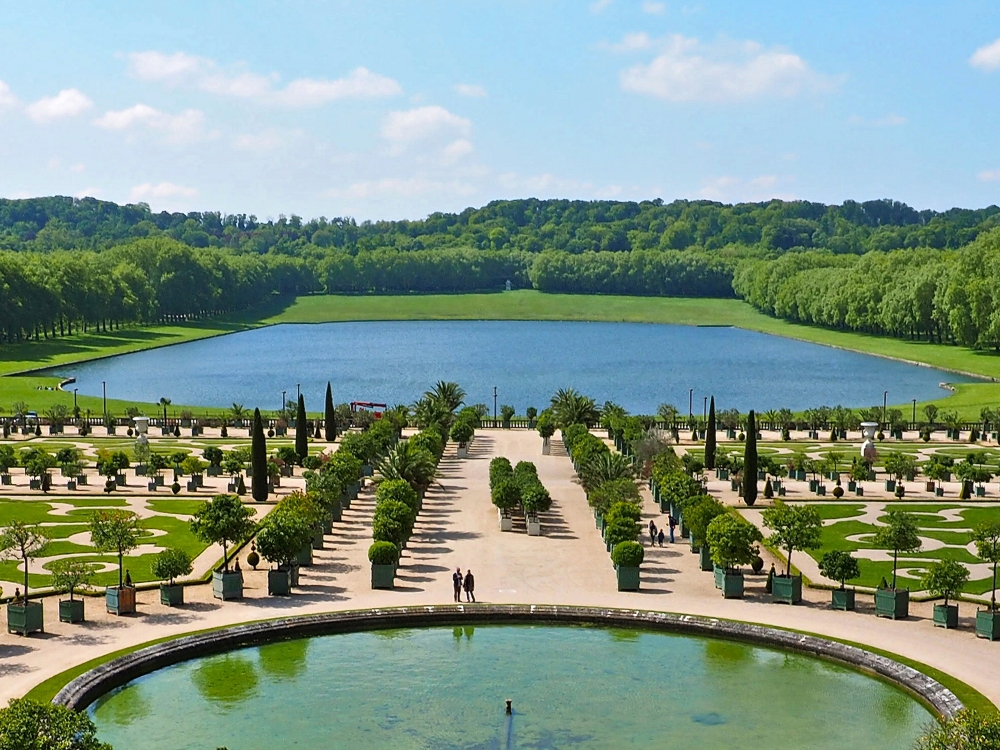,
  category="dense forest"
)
[1,194,1000,348]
